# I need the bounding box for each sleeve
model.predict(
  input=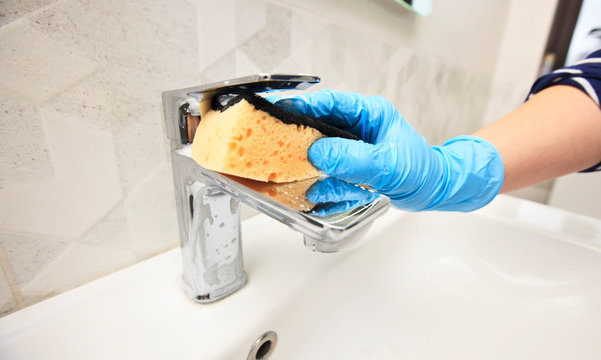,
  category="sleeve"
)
[527,49,601,172]
[528,49,601,106]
